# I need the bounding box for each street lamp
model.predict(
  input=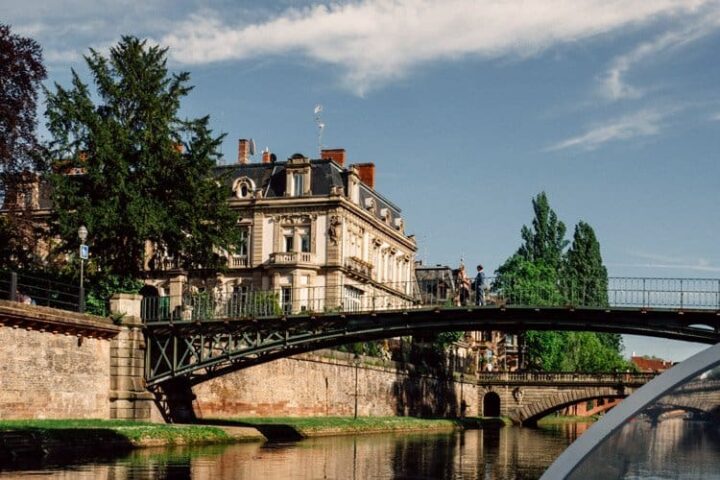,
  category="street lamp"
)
[78,225,88,313]
[353,352,361,419]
